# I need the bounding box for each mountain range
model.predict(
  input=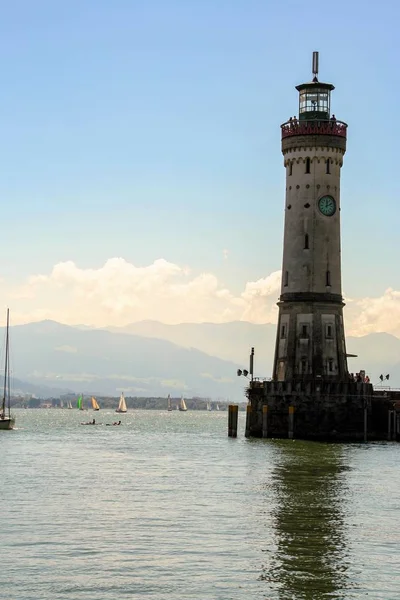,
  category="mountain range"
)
[2,320,399,398]
[106,321,400,387]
